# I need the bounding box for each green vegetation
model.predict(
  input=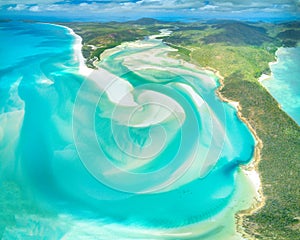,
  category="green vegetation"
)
[165,42,191,61]
[62,19,172,68]
[164,20,300,239]
[270,21,300,47]
[69,19,300,239]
